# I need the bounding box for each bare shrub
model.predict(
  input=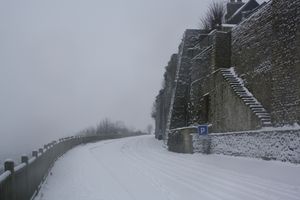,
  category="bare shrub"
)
[200,1,225,31]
